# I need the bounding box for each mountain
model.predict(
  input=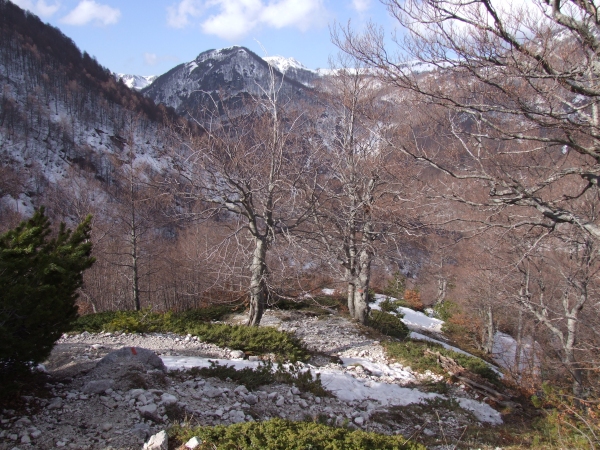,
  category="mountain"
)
[116,74,157,91]
[0,0,177,218]
[142,46,319,116]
